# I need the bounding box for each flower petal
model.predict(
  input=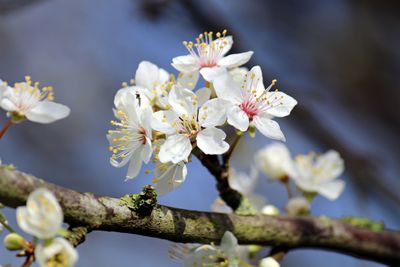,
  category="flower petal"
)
[154,161,187,195]
[244,66,265,98]
[159,134,192,163]
[172,55,200,73]
[317,180,345,200]
[199,98,227,127]
[0,97,17,112]
[213,73,242,104]
[218,51,253,68]
[177,71,199,90]
[195,87,211,106]
[199,67,227,82]
[151,110,178,134]
[220,231,238,260]
[168,87,197,117]
[227,105,249,131]
[135,61,169,89]
[219,36,233,56]
[253,114,285,141]
[125,152,143,180]
[265,91,297,117]
[25,101,70,124]
[196,127,229,155]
